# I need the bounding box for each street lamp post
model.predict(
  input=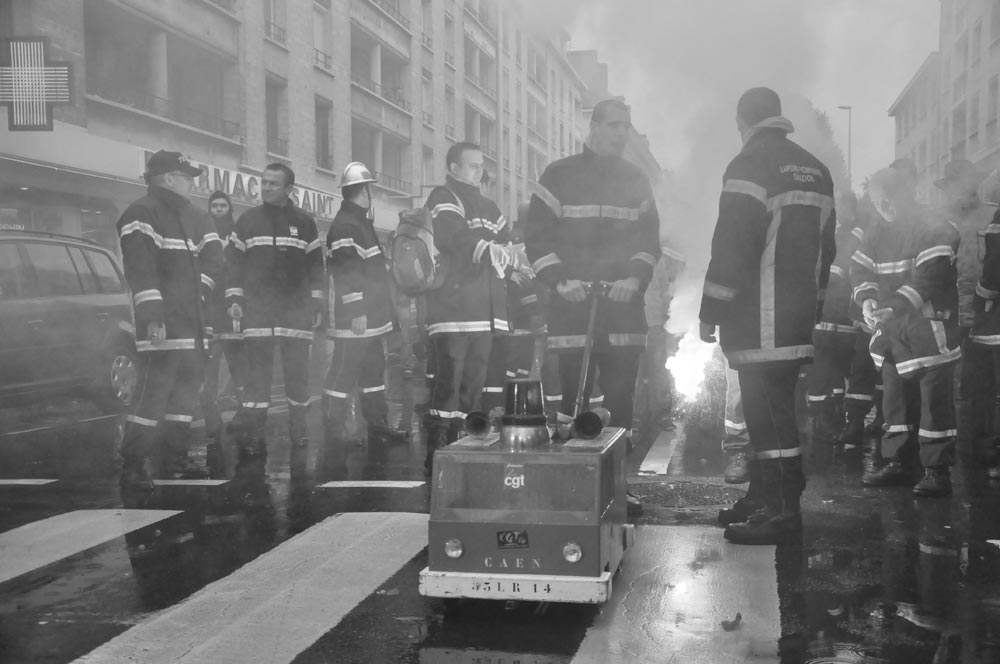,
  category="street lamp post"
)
[838,105,852,187]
